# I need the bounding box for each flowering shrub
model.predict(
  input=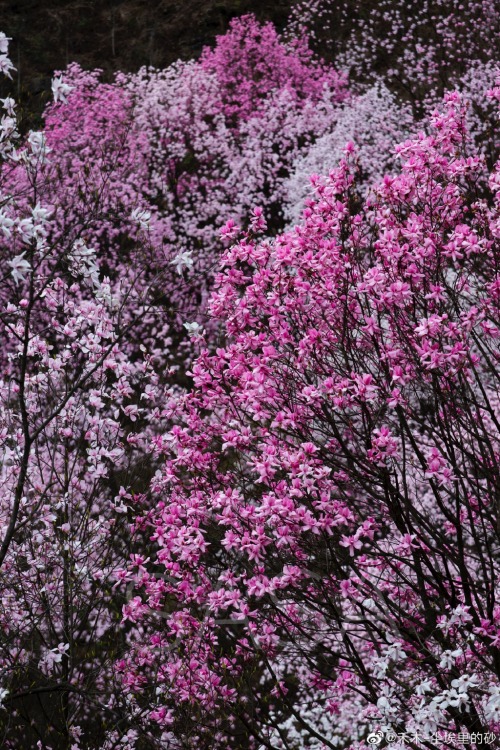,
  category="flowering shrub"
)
[0,18,348,747]
[287,0,500,103]
[199,14,346,122]
[121,91,500,748]
[0,37,169,749]
[283,82,414,223]
[30,16,347,345]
